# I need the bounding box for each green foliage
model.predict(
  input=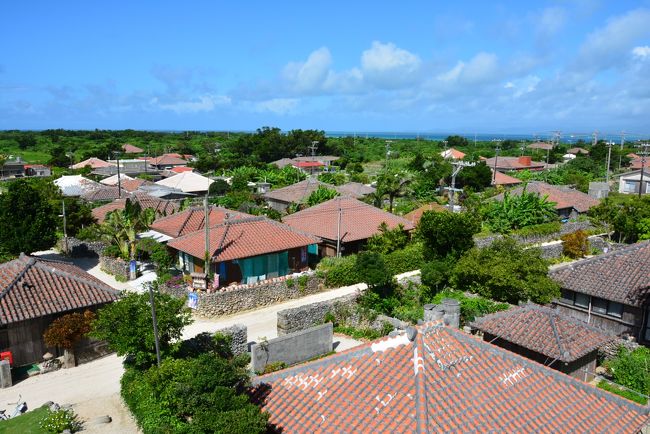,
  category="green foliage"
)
[366,222,409,254]
[261,361,287,374]
[102,244,123,259]
[317,255,359,287]
[209,178,230,196]
[296,274,309,291]
[306,185,339,207]
[561,230,590,258]
[598,380,647,405]
[456,161,492,192]
[121,352,267,434]
[0,405,48,433]
[417,211,480,260]
[40,408,82,433]
[91,289,193,369]
[445,135,469,148]
[451,238,560,304]
[75,224,102,241]
[483,187,557,233]
[382,243,426,276]
[61,198,96,237]
[604,346,650,399]
[100,199,155,260]
[590,194,650,243]
[0,179,59,255]
[511,221,562,238]
[137,238,173,271]
[420,257,454,296]
[318,171,346,186]
[376,168,411,212]
[355,251,391,288]
[429,290,510,326]
[333,323,393,340]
